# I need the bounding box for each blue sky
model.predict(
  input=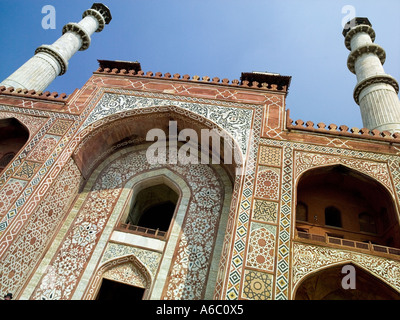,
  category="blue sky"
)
[0,0,399,129]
